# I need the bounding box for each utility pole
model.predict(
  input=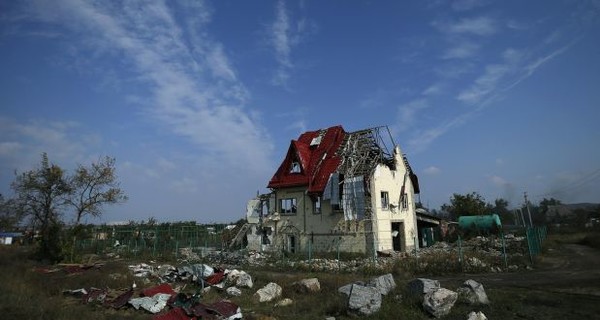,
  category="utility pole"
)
[524,192,533,227]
